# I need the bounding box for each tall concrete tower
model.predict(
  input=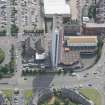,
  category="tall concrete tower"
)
[51,29,60,67]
